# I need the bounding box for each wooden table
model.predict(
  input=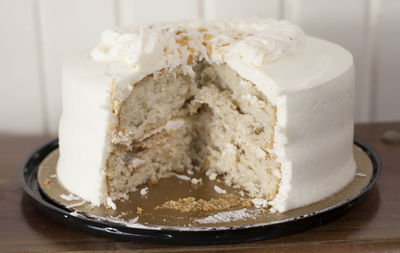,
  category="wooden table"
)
[1,122,399,252]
